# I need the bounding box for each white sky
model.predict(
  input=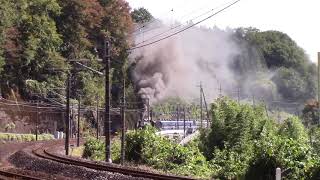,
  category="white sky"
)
[126,0,319,62]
